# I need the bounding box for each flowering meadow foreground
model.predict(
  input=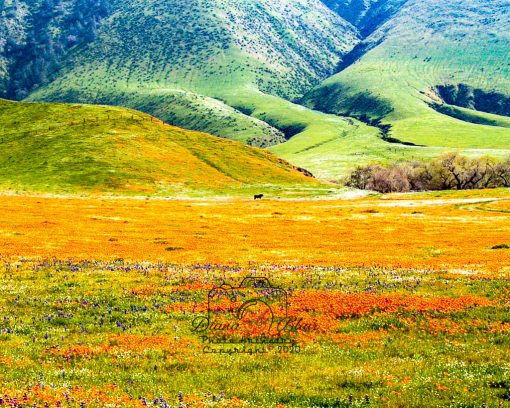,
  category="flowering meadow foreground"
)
[0,191,509,407]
